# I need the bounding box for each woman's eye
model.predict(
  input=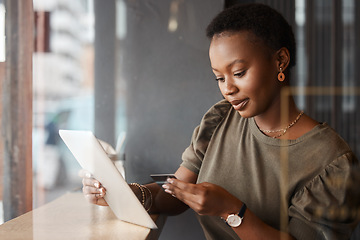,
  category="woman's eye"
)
[234,71,246,78]
[215,77,225,82]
